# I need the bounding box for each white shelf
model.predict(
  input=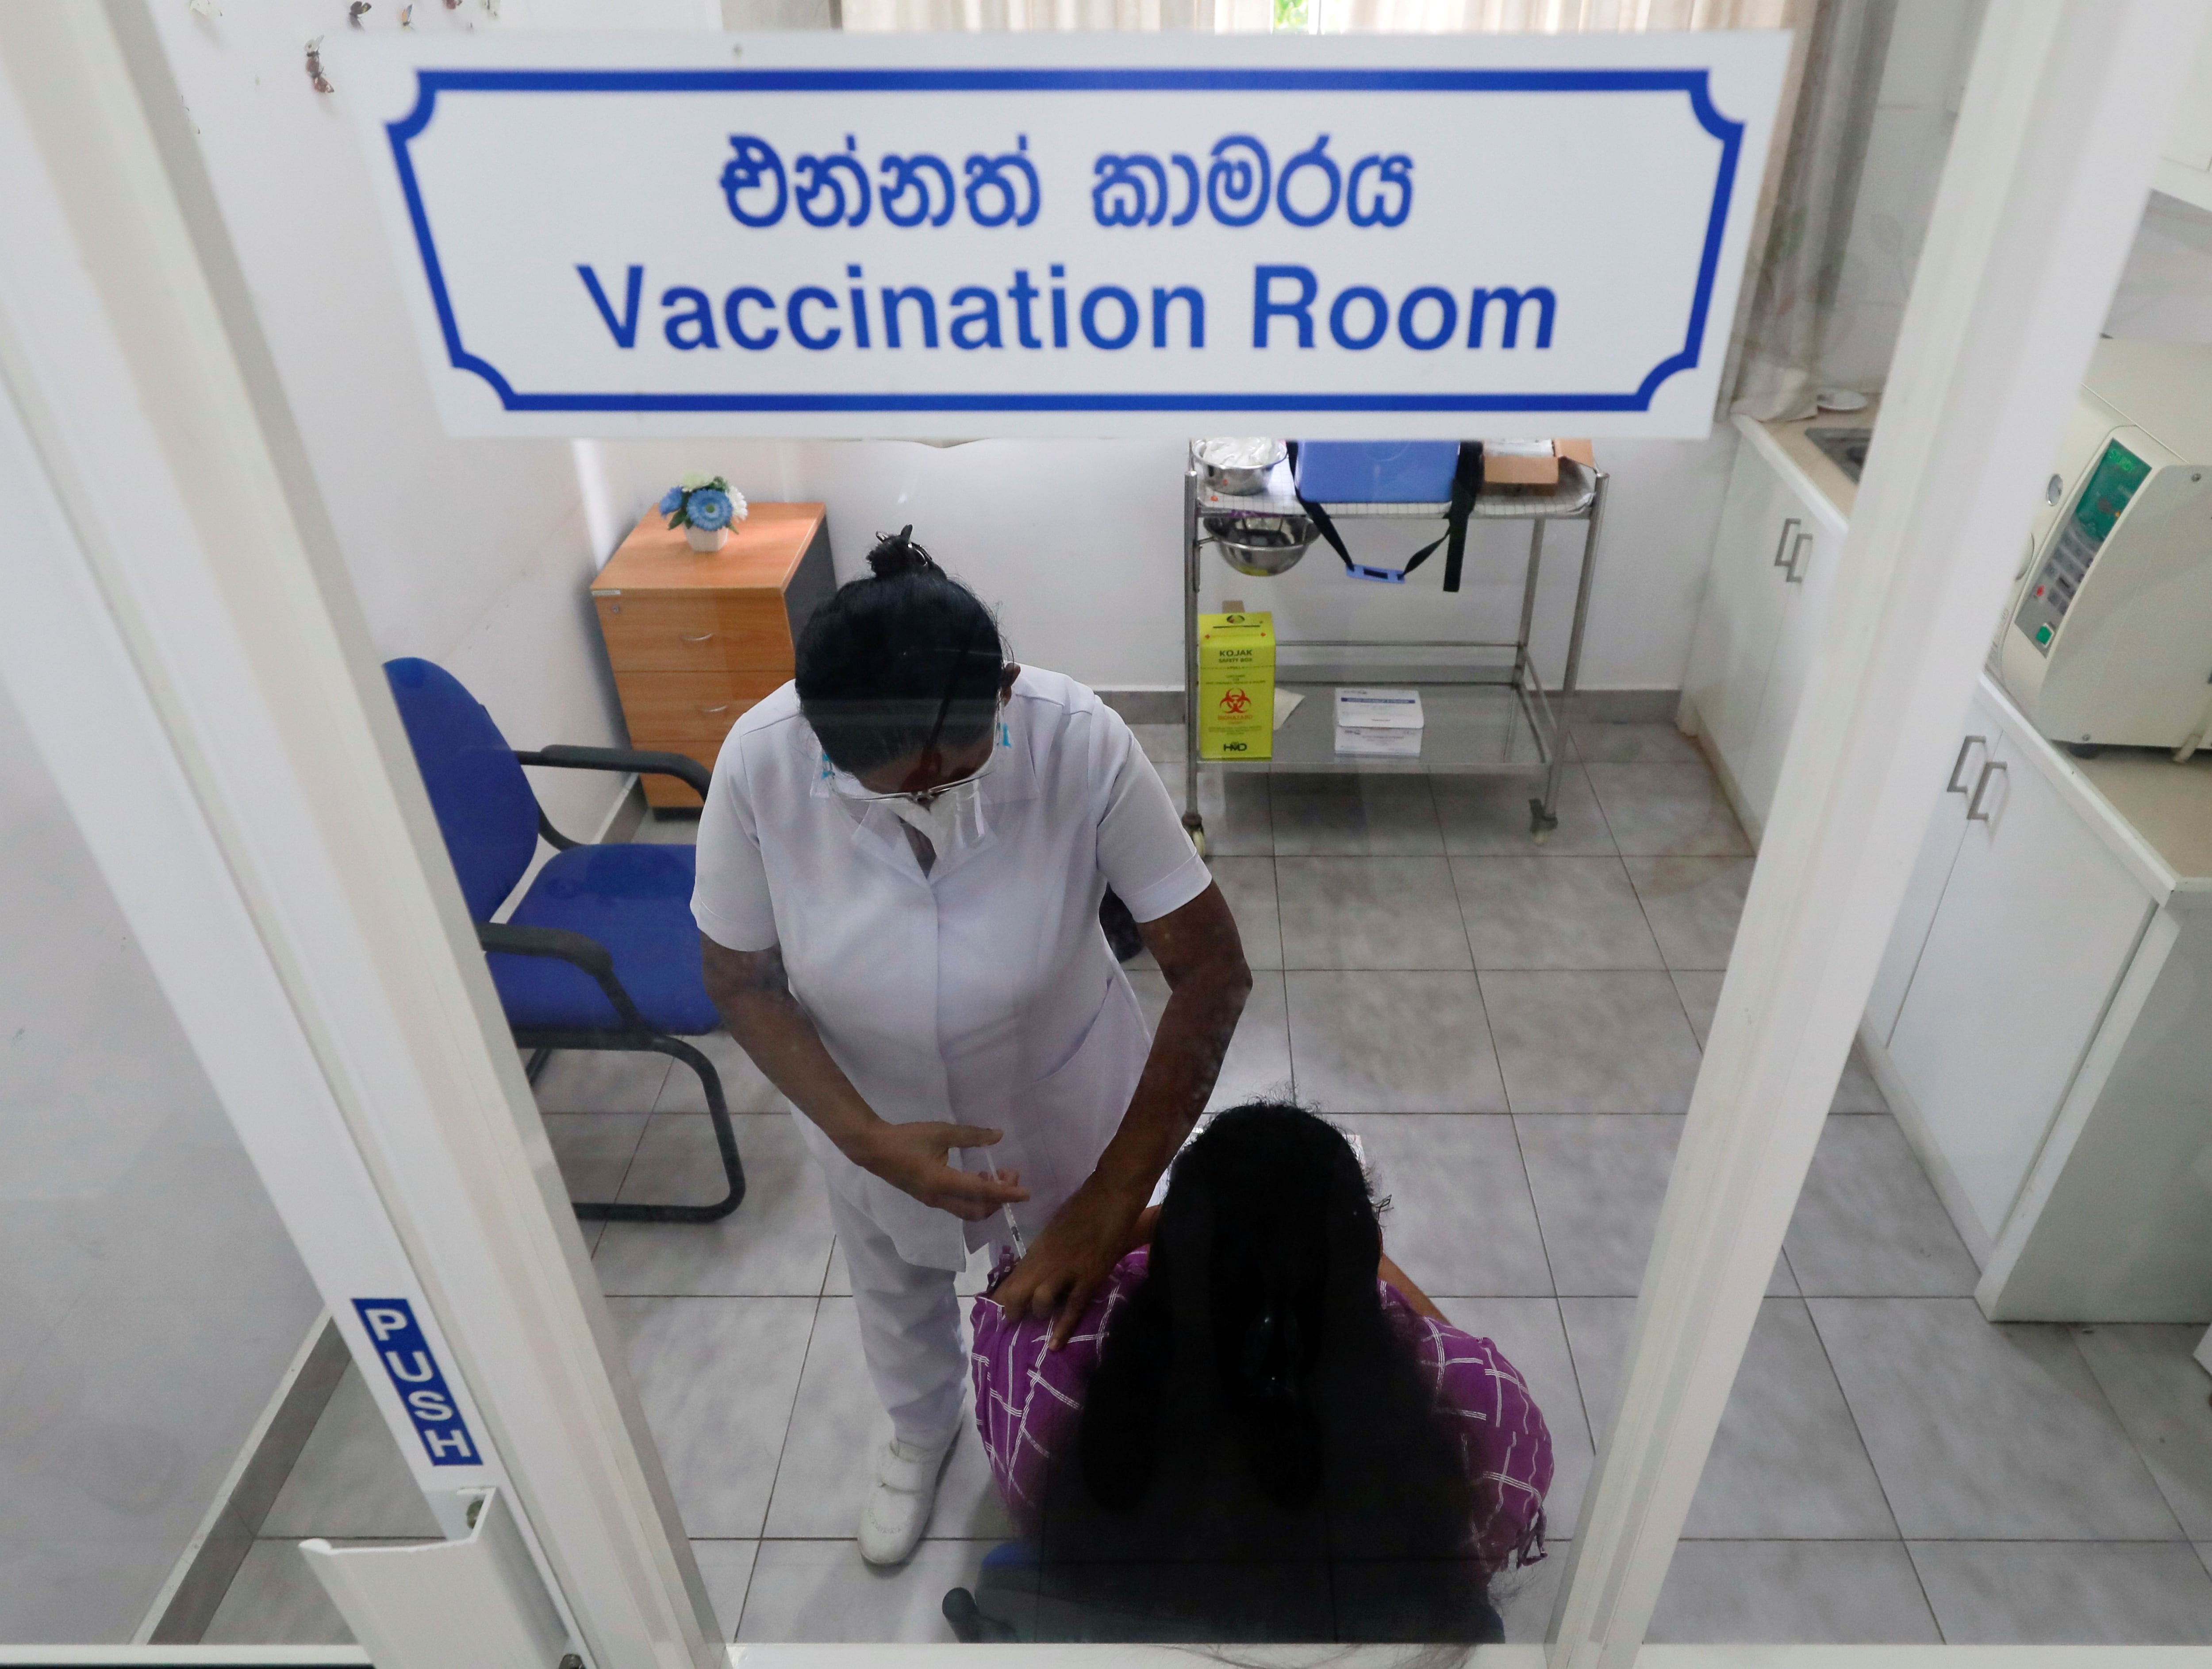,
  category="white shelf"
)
[1197,682,1555,775]
[1196,457,1600,522]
